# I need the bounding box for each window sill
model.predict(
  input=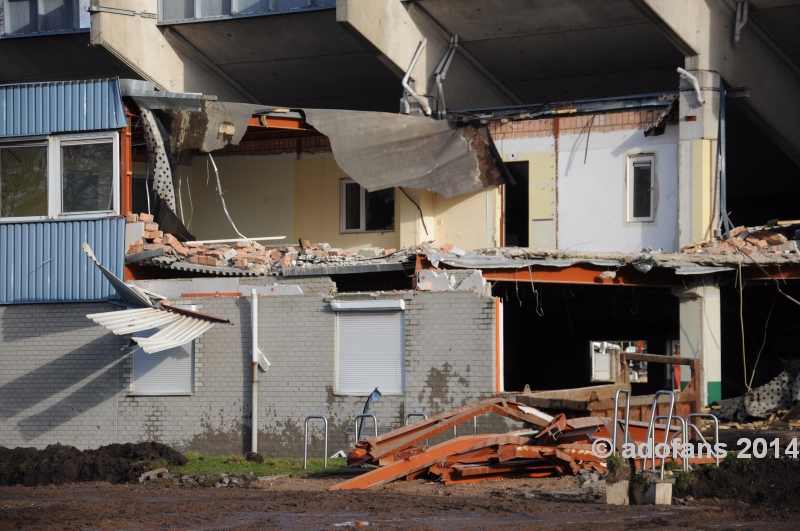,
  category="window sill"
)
[127,393,194,397]
[340,229,396,234]
[333,391,405,397]
[1,213,119,224]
